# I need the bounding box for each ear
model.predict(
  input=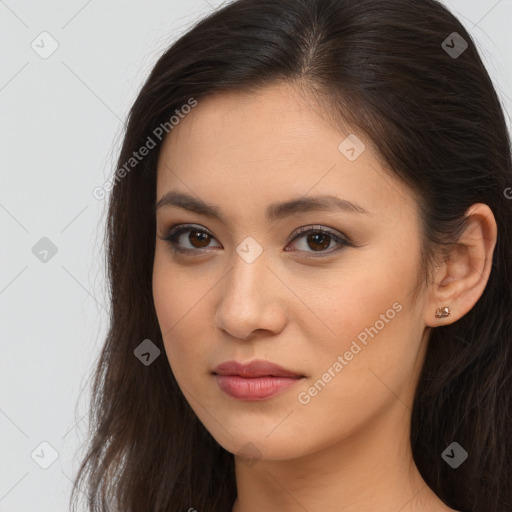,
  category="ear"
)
[424,203,497,327]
